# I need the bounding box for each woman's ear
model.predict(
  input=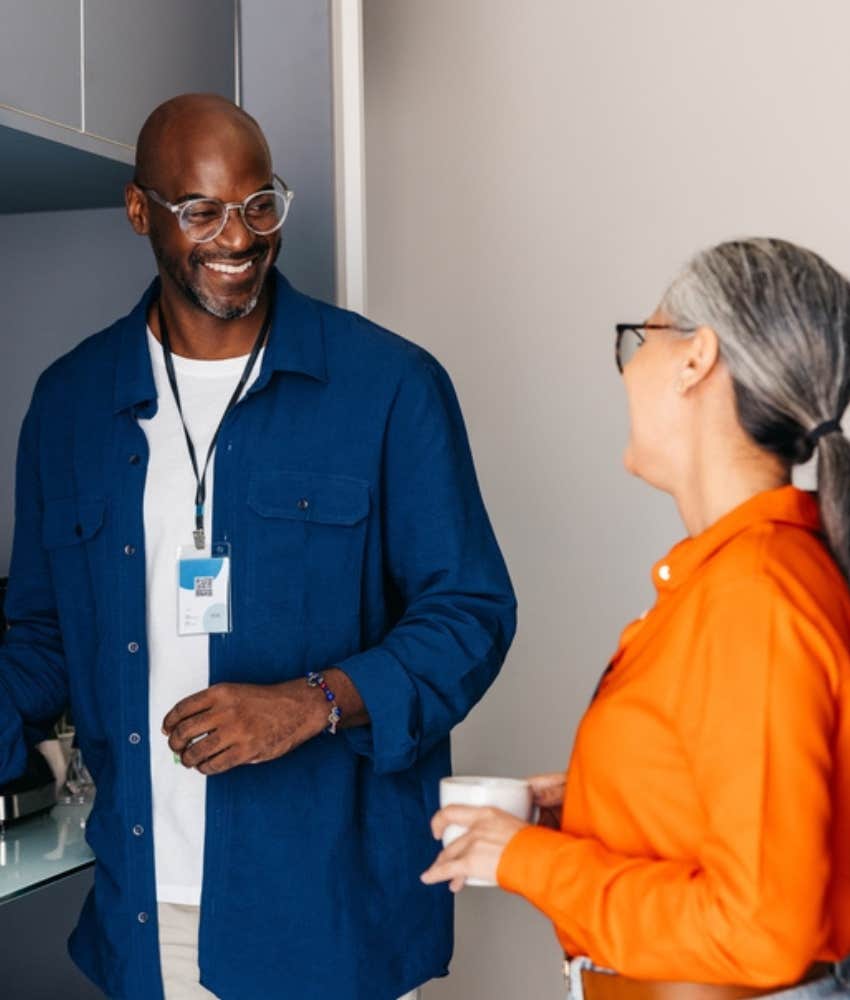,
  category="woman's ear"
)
[678,325,720,393]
